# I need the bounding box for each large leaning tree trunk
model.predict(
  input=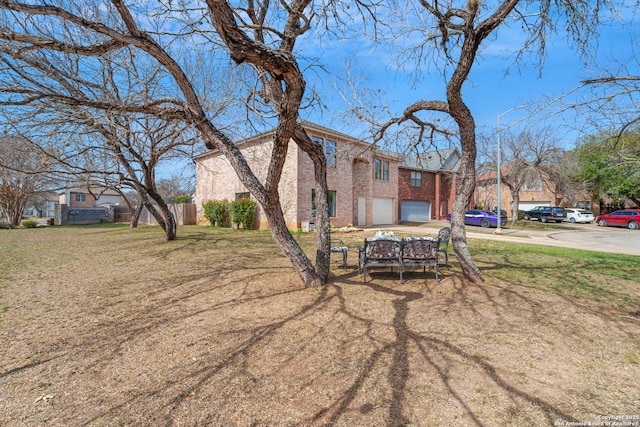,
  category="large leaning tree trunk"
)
[442,1,504,283]
[356,0,608,283]
[206,0,331,284]
[293,125,331,281]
